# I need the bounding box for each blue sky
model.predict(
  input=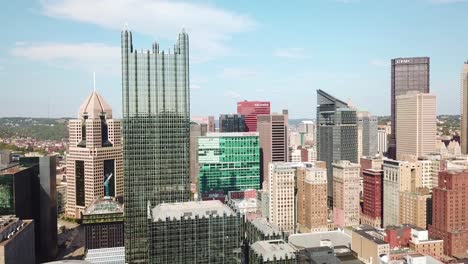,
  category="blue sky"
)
[1,0,467,118]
